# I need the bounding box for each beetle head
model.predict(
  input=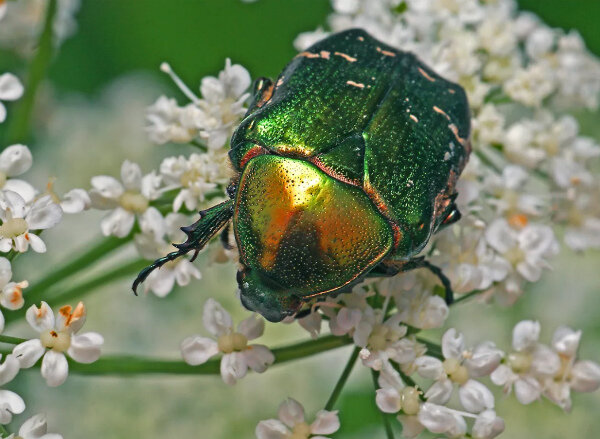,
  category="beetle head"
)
[237,268,302,323]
